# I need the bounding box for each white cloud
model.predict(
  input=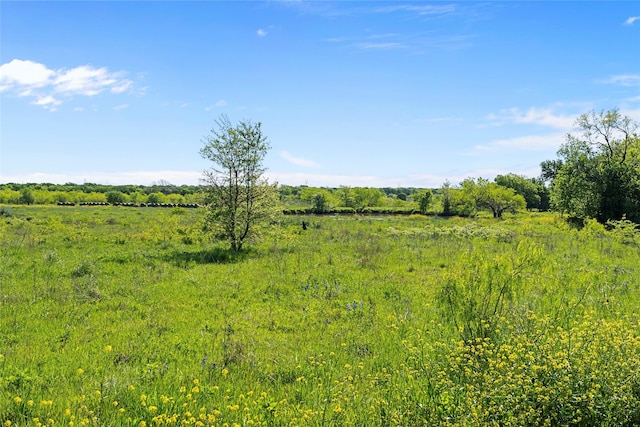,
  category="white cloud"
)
[0,59,134,110]
[205,99,227,110]
[114,104,129,111]
[257,29,268,37]
[625,16,640,25]
[487,107,575,130]
[471,132,566,154]
[53,65,130,96]
[0,170,204,186]
[0,59,54,91]
[603,74,640,86]
[31,95,62,110]
[280,151,320,168]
